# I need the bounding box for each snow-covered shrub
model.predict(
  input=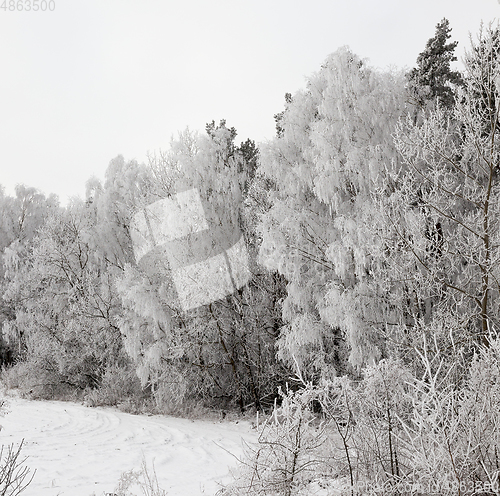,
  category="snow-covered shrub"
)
[221,383,332,496]
[460,340,500,487]
[148,365,191,415]
[1,358,74,400]
[223,345,500,496]
[397,339,500,496]
[221,361,415,496]
[350,359,414,487]
[83,364,145,412]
